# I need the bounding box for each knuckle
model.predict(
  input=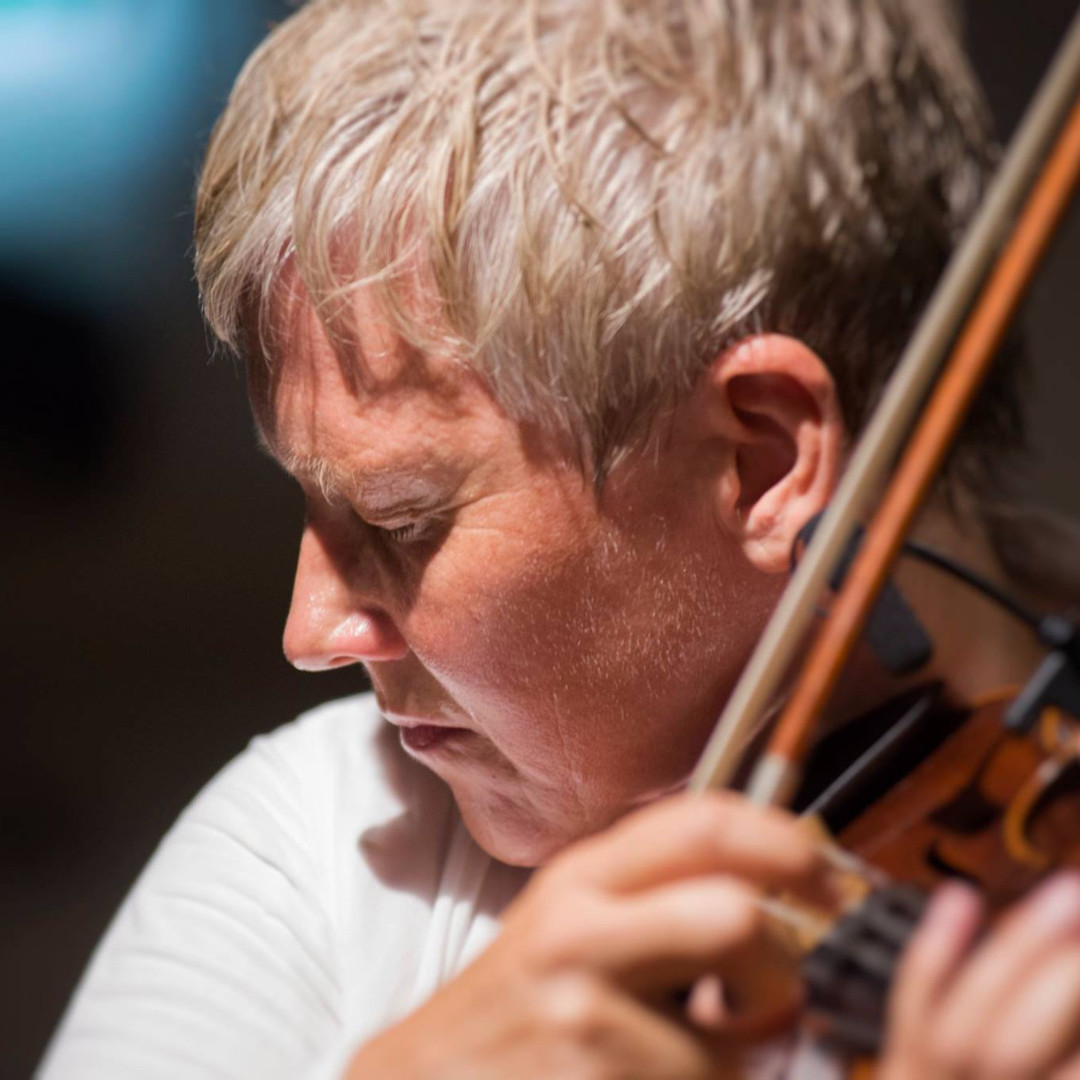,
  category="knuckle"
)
[751,807,819,877]
[710,882,764,943]
[536,972,611,1045]
[690,794,817,878]
[682,793,740,849]
[694,789,741,821]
